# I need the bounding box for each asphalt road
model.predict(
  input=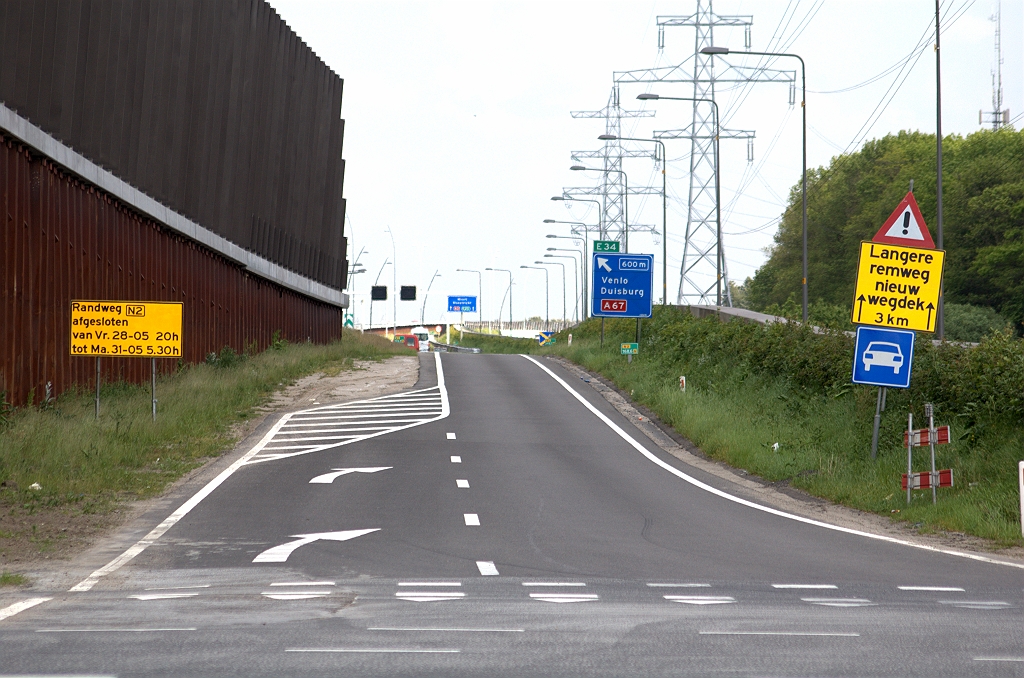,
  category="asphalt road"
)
[1,352,1021,677]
